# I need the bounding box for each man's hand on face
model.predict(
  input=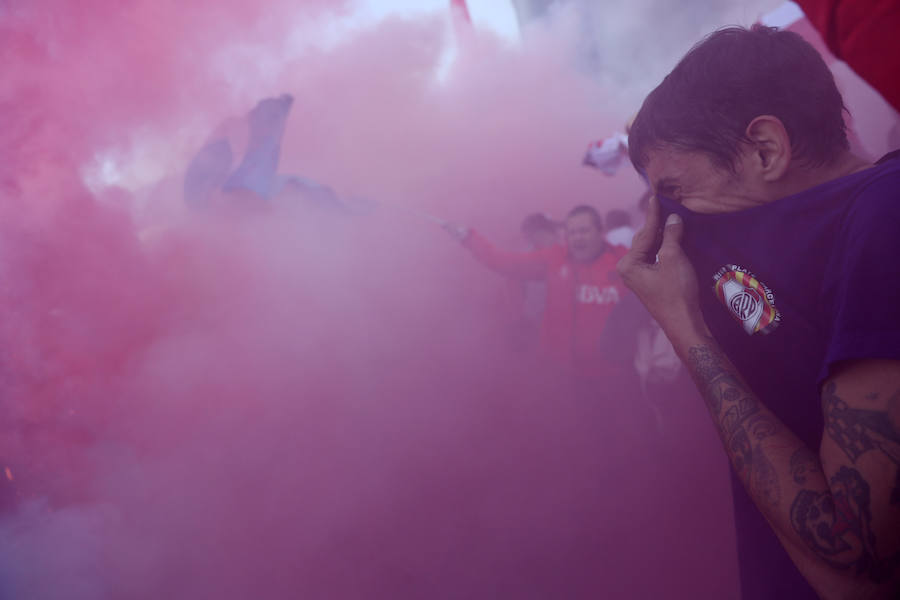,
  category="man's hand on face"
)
[617,196,707,340]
